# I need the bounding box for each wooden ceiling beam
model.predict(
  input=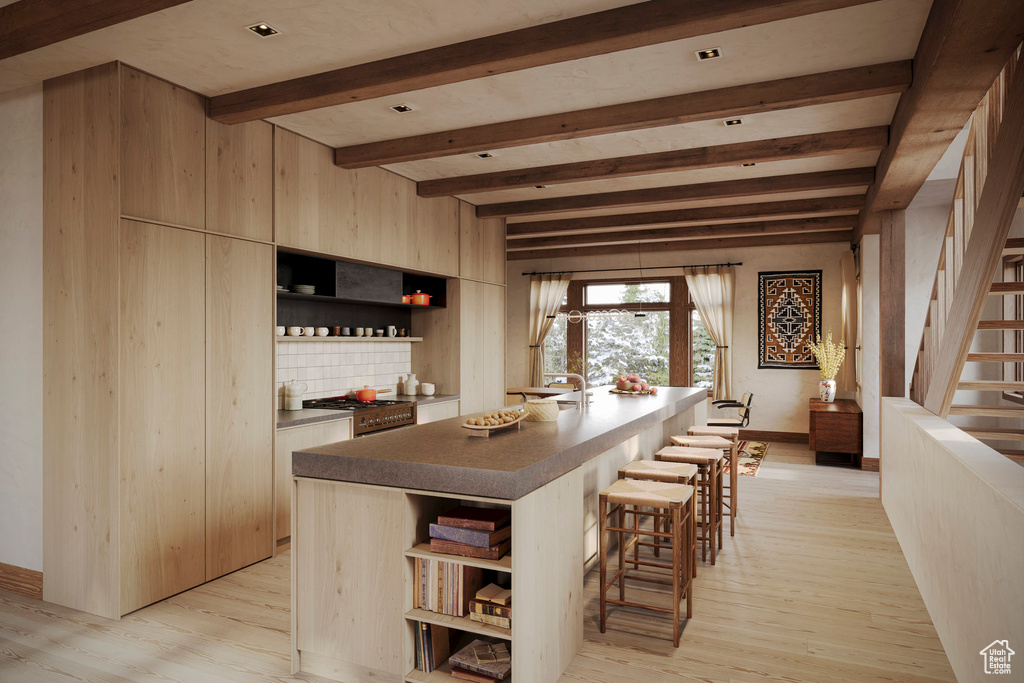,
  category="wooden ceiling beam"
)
[0,0,193,61]
[208,0,878,124]
[505,195,865,236]
[506,216,855,250]
[855,0,1024,241]
[506,230,853,260]
[418,126,887,198]
[334,61,910,168]
[477,167,874,218]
